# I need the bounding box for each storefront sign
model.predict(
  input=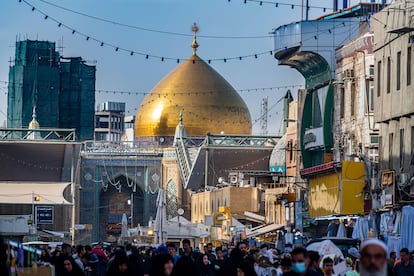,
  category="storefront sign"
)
[303,127,324,150]
[300,161,335,176]
[270,165,286,174]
